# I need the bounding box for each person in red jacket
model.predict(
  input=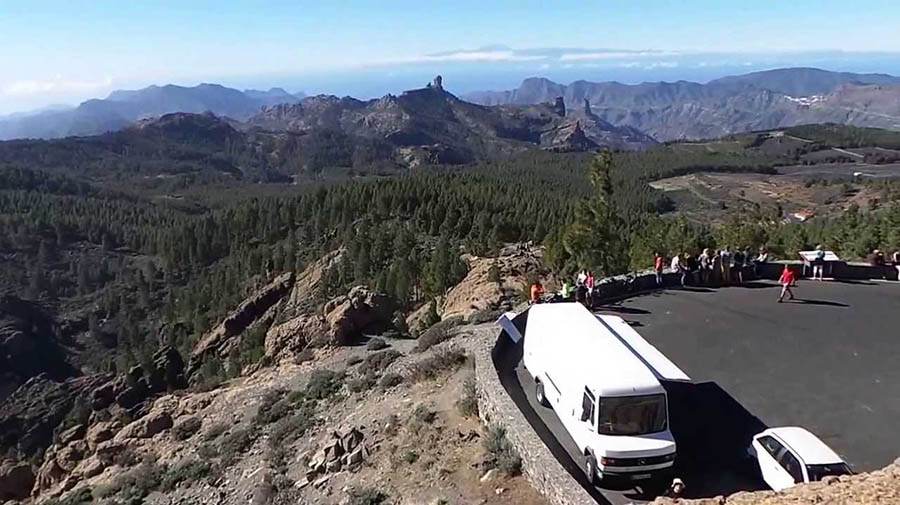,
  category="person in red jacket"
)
[530,281,545,305]
[654,252,665,287]
[778,265,796,303]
